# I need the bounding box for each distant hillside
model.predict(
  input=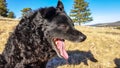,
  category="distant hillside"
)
[0,16,19,21]
[91,21,120,27]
